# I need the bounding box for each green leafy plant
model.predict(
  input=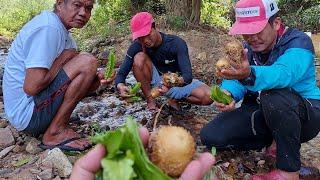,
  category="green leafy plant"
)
[128,82,142,102]
[91,117,170,180]
[104,49,116,79]
[0,0,54,38]
[129,82,141,95]
[210,85,233,105]
[201,0,231,28]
